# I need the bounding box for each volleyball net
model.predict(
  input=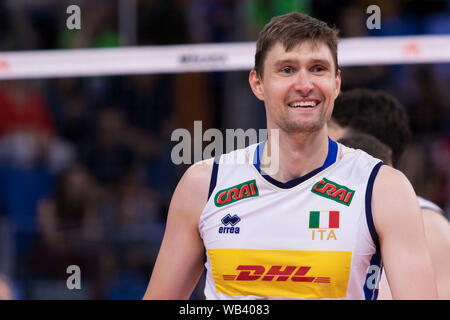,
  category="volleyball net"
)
[0,34,449,80]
